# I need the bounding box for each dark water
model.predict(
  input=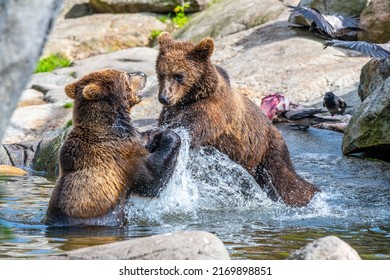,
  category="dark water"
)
[0,126,389,259]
